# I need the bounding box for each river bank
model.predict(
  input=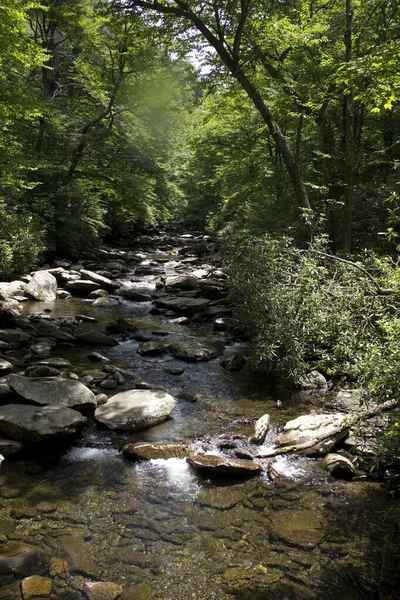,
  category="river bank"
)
[0,231,399,600]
